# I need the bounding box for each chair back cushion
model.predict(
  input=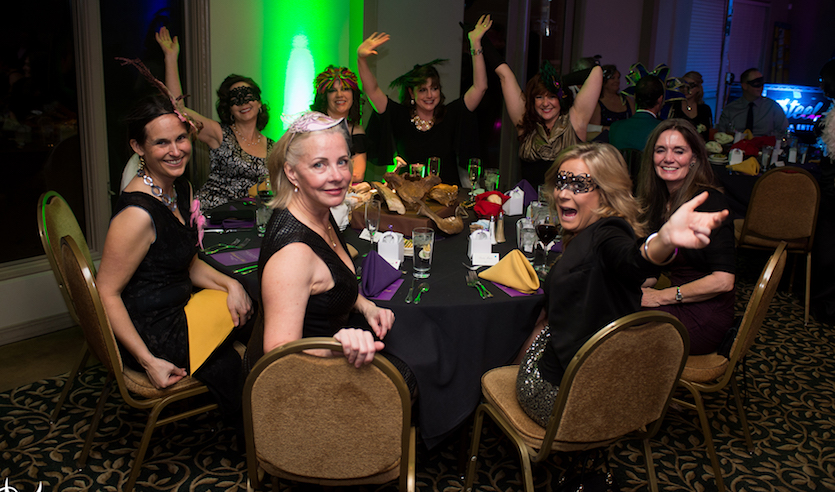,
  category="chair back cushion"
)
[60,237,121,374]
[555,317,686,443]
[250,352,403,480]
[743,168,819,243]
